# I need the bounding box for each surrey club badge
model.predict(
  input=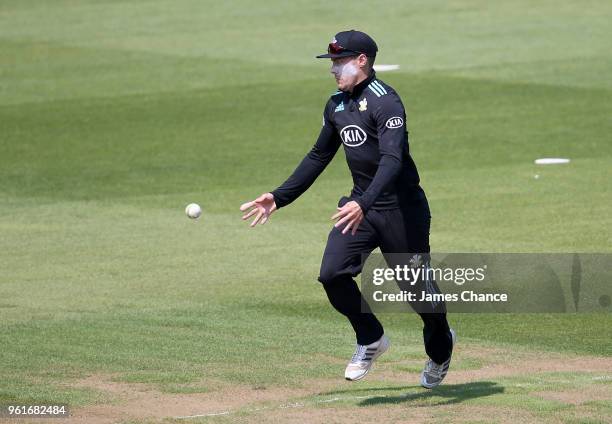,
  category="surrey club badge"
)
[359,98,368,112]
